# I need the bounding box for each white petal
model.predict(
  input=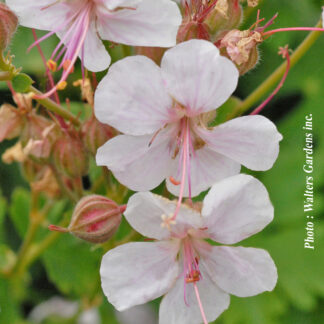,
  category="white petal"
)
[101,0,142,11]
[7,0,73,30]
[159,265,230,324]
[161,39,239,116]
[202,174,274,244]
[198,115,283,171]
[100,241,179,311]
[81,20,111,72]
[96,130,173,192]
[125,192,203,240]
[166,146,241,197]
[94,56,174,136]
[97,0,181,47]
[201,246,278,297]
